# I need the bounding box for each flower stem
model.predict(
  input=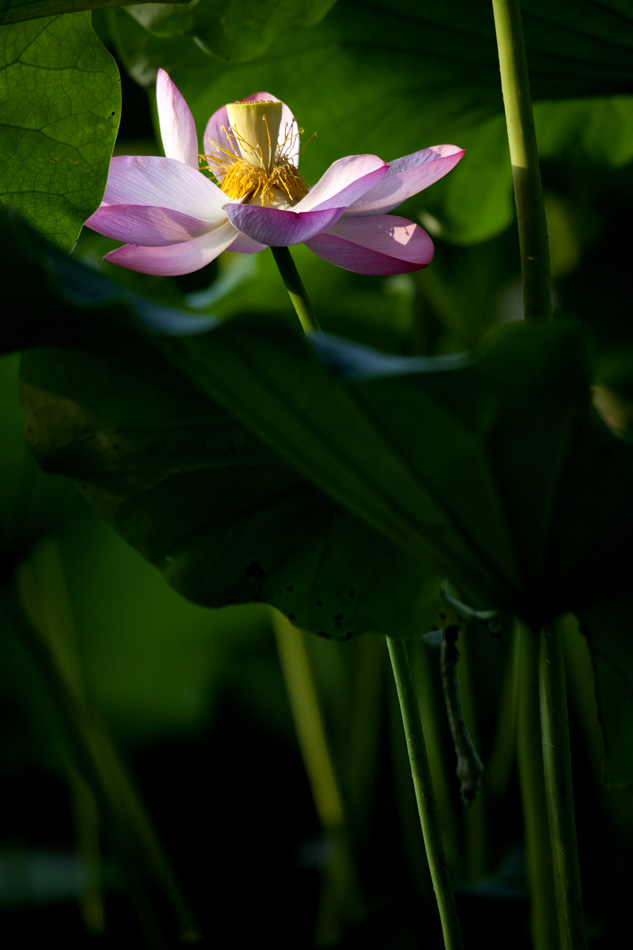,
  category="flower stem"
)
[539,621,587,950]
[491,0,551,322]
[515,623,558,950]
[270,245,321,332]
[271,245,461,944]
[492,3,586,946]
[440,626,483,806]
[386,636,463,950]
